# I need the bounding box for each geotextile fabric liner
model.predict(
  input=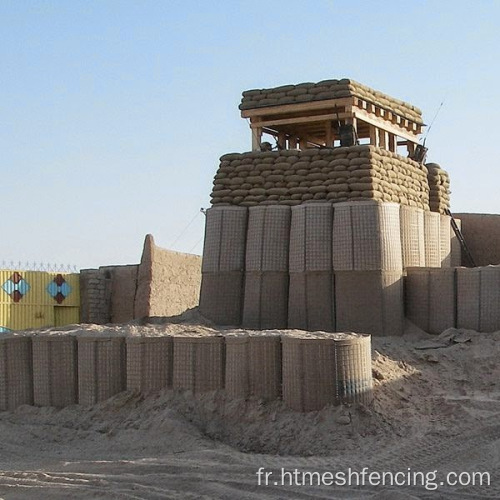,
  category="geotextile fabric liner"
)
[332,201,402,271]
[423,211,441,267]
[335,271,404,336]
[282,336,337,411]
[202,206,248,273]
[246,205,291,272]
[288,272,335,331]
[440,215,452,268]
[456,267,480,331]
[199,271,244,326]
[0,336,33,411]
[400,205,425,268]
[172,336,224,393]
[242,271,289,329]
[289,203,333,272]
[405,268,456,334]
[335,335,373,405]
[224,335,281,400]
[126,336,173,393]
[32,336,78,407]
[77,336,126,406]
